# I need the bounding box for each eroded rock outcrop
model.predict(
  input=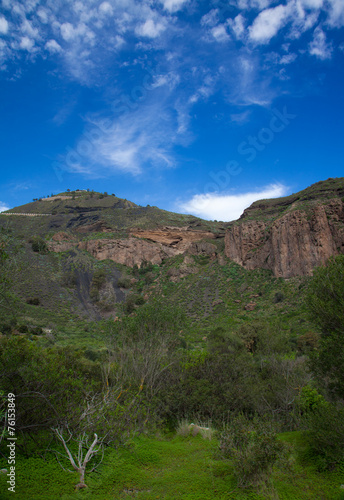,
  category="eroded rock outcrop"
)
[48,227,217,267]
[225,198,344,277]
[130,227,215,251]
